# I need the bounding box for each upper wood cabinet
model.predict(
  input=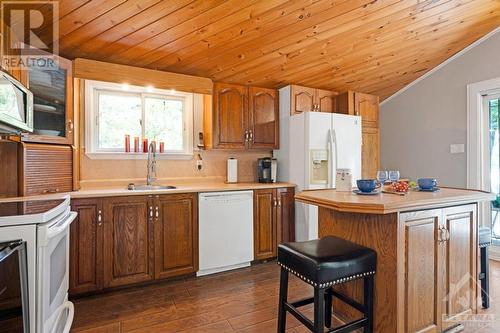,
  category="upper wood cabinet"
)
[248,87,279,149]
[399,204,477,332]
[69,198,103,296]
[209,82,279,150]
[212,82,248,149]
[290,85,337,115]
[102,196,154,288]
[20,55,74,145]
[154,193,198,280]
[335,90,380,178]
[254,187,295,261]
